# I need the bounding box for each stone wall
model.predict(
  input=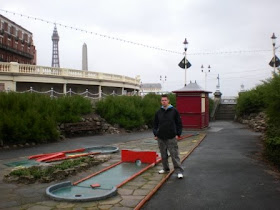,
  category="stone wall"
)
[236,112,267,133]
[60,114,120,137]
